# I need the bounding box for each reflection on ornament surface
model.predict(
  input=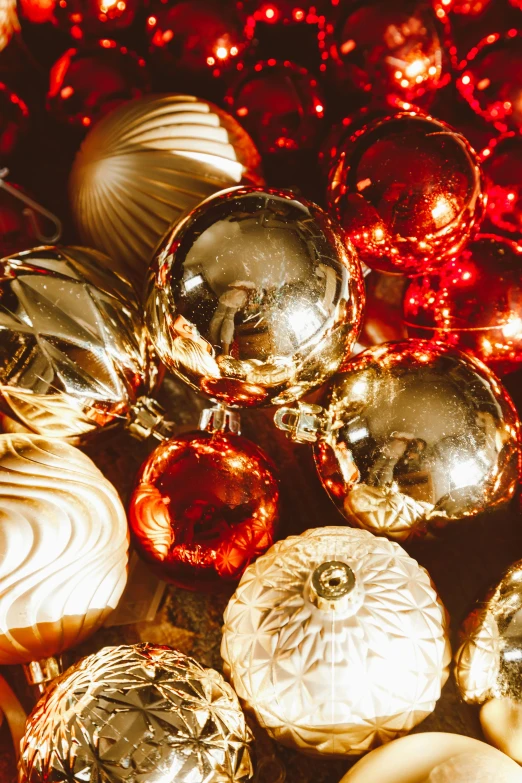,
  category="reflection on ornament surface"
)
[327,112,486,275]
[222,526,450,756]
[146,186,364,408]
[313,342,519,540]
[482,132,522,235]
[404,236,522,376]
[19,644,254,783]
[129,429,279,590]
[53,0,138,38]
